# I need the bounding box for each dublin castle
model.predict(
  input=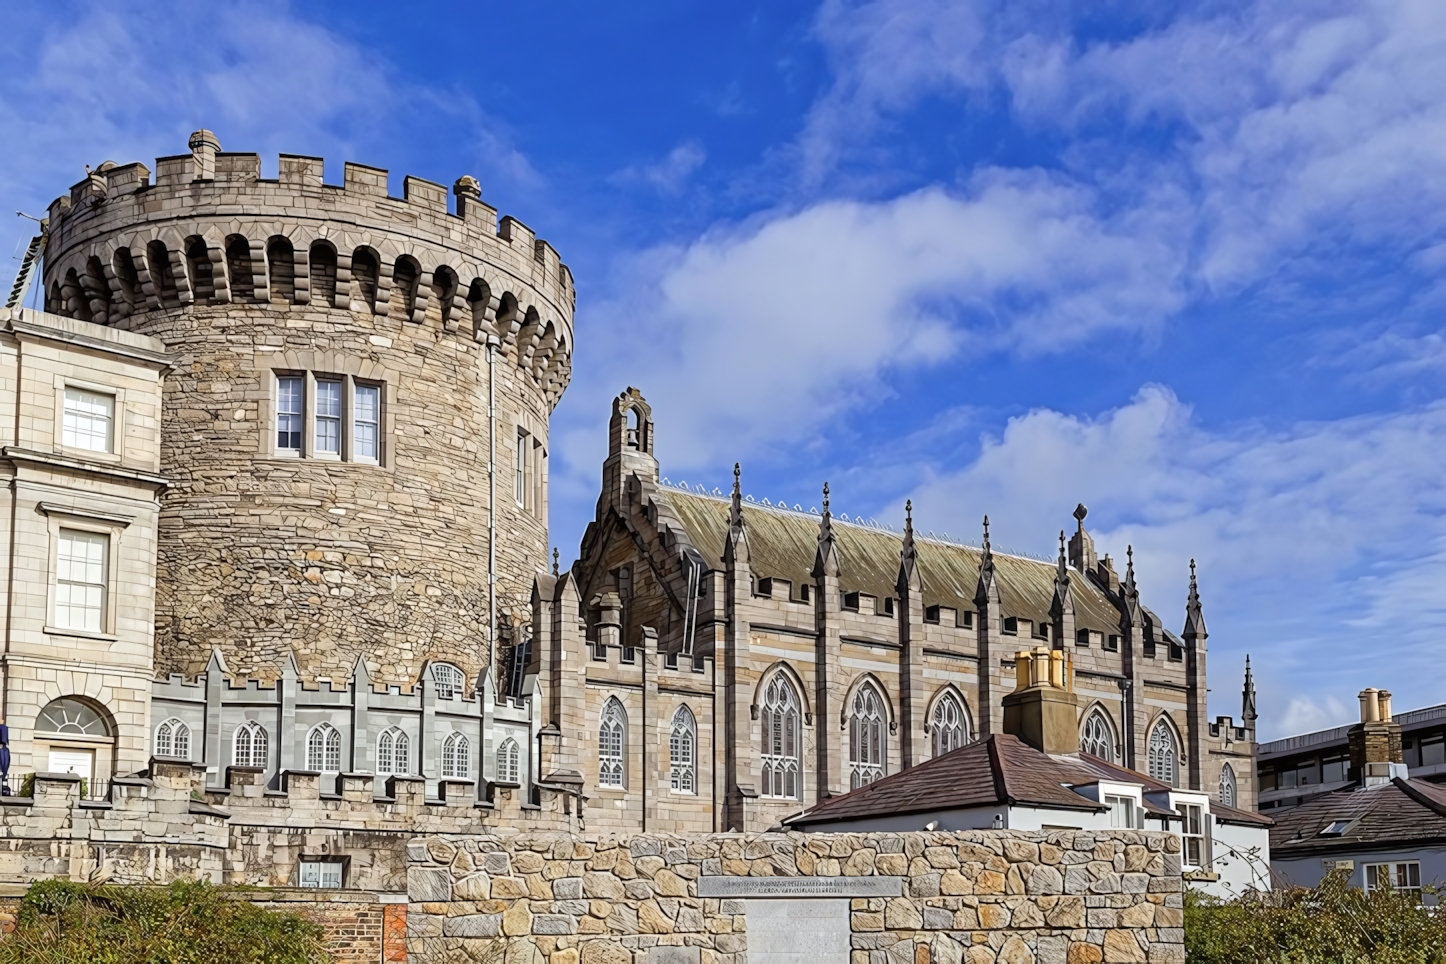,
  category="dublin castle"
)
[0,132,1255,888]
